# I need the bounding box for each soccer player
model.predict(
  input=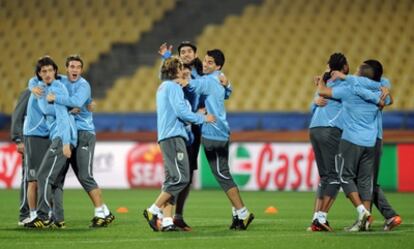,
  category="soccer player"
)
[346,61,402,231]
[185,49,254,230]
[22,67,53,225]
[25,66,66,228]
[46,55,115,228]
[307,53,349,231]
[11,89,31,225]
[316,61,389,232]
[159,41,232,230]
[25,56,77,228]
[143,56,215,232]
